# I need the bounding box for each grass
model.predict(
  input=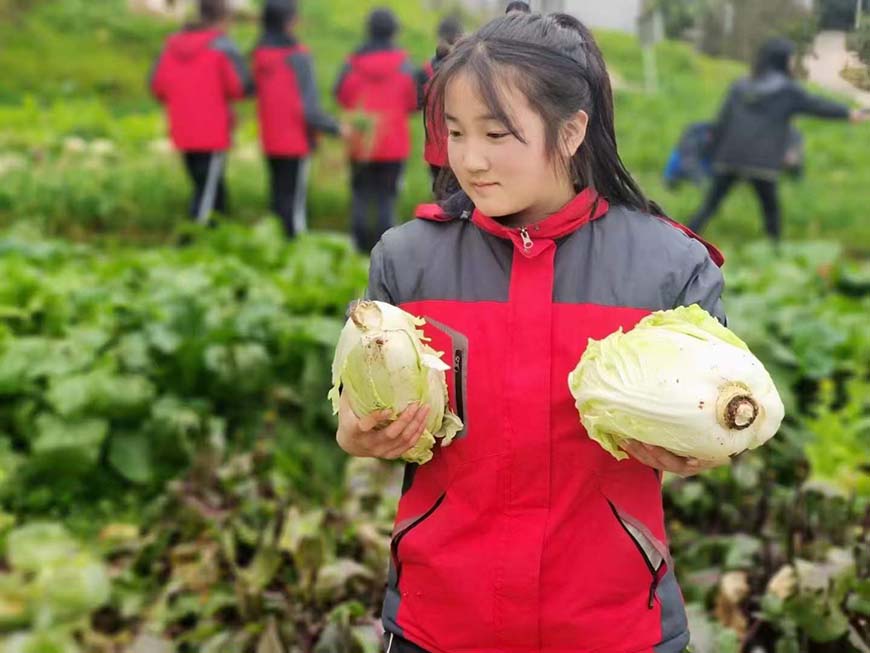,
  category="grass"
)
[1,1,870,251]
